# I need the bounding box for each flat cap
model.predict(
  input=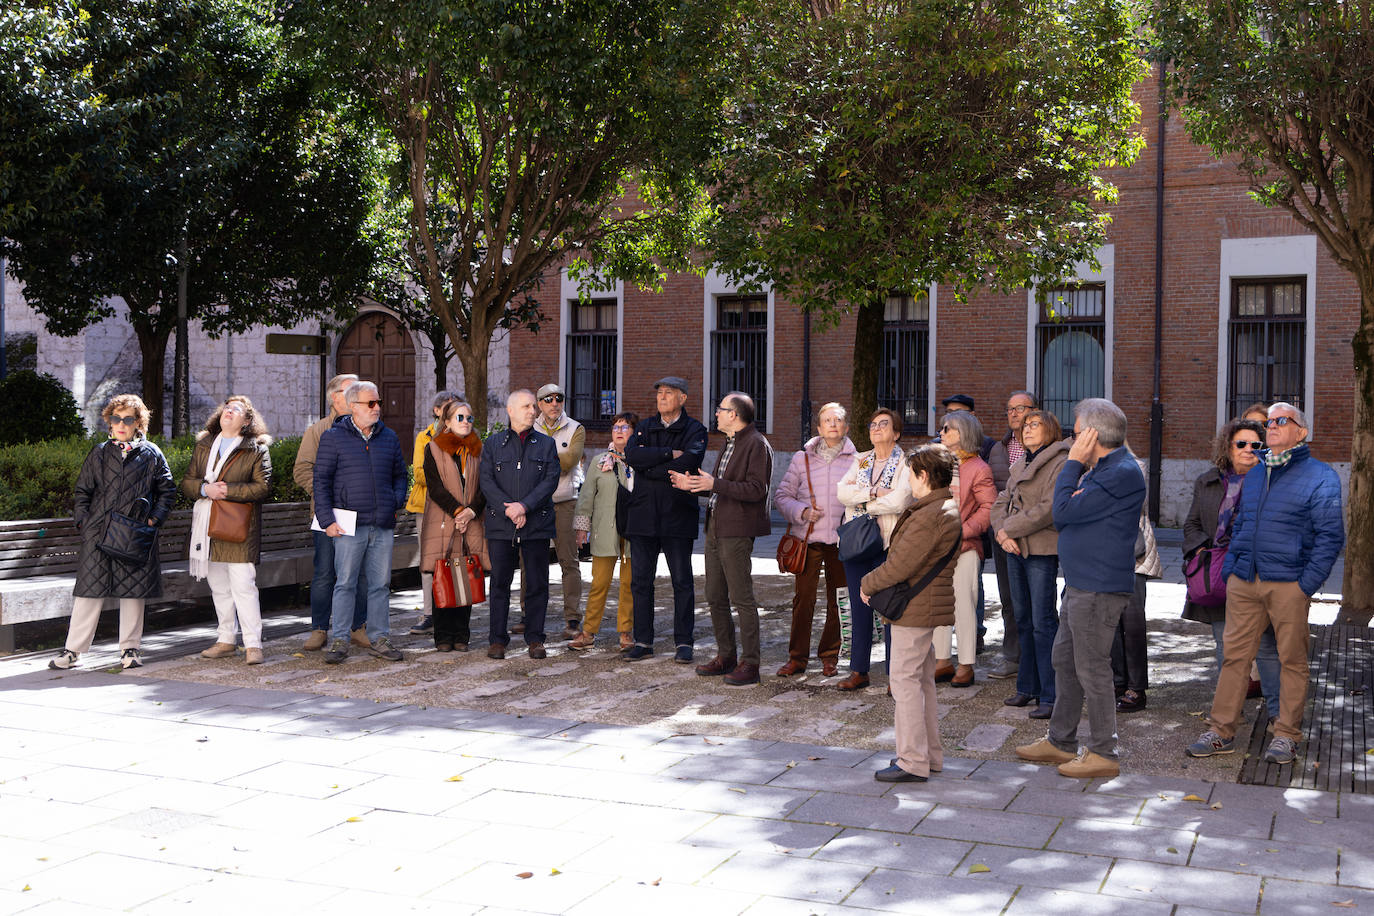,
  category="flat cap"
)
[941,393,975,410]
[654,376,688,394]
[536,383,564,400]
